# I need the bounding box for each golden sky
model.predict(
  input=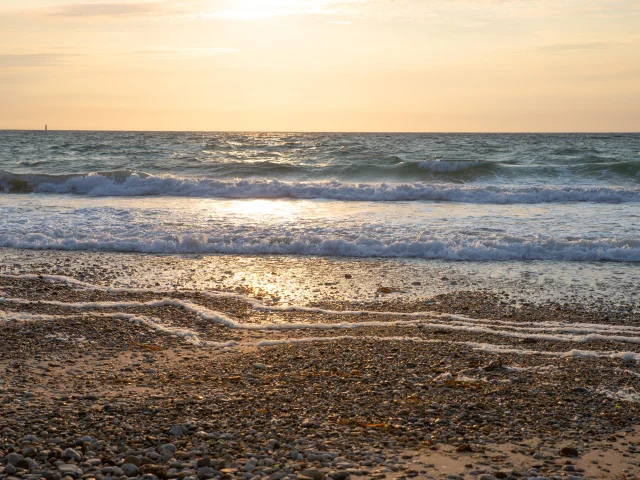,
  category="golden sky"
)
[1,0,639,131]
